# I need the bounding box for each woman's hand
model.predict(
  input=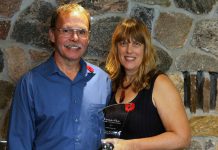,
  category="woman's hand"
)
[102,138,133,150]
